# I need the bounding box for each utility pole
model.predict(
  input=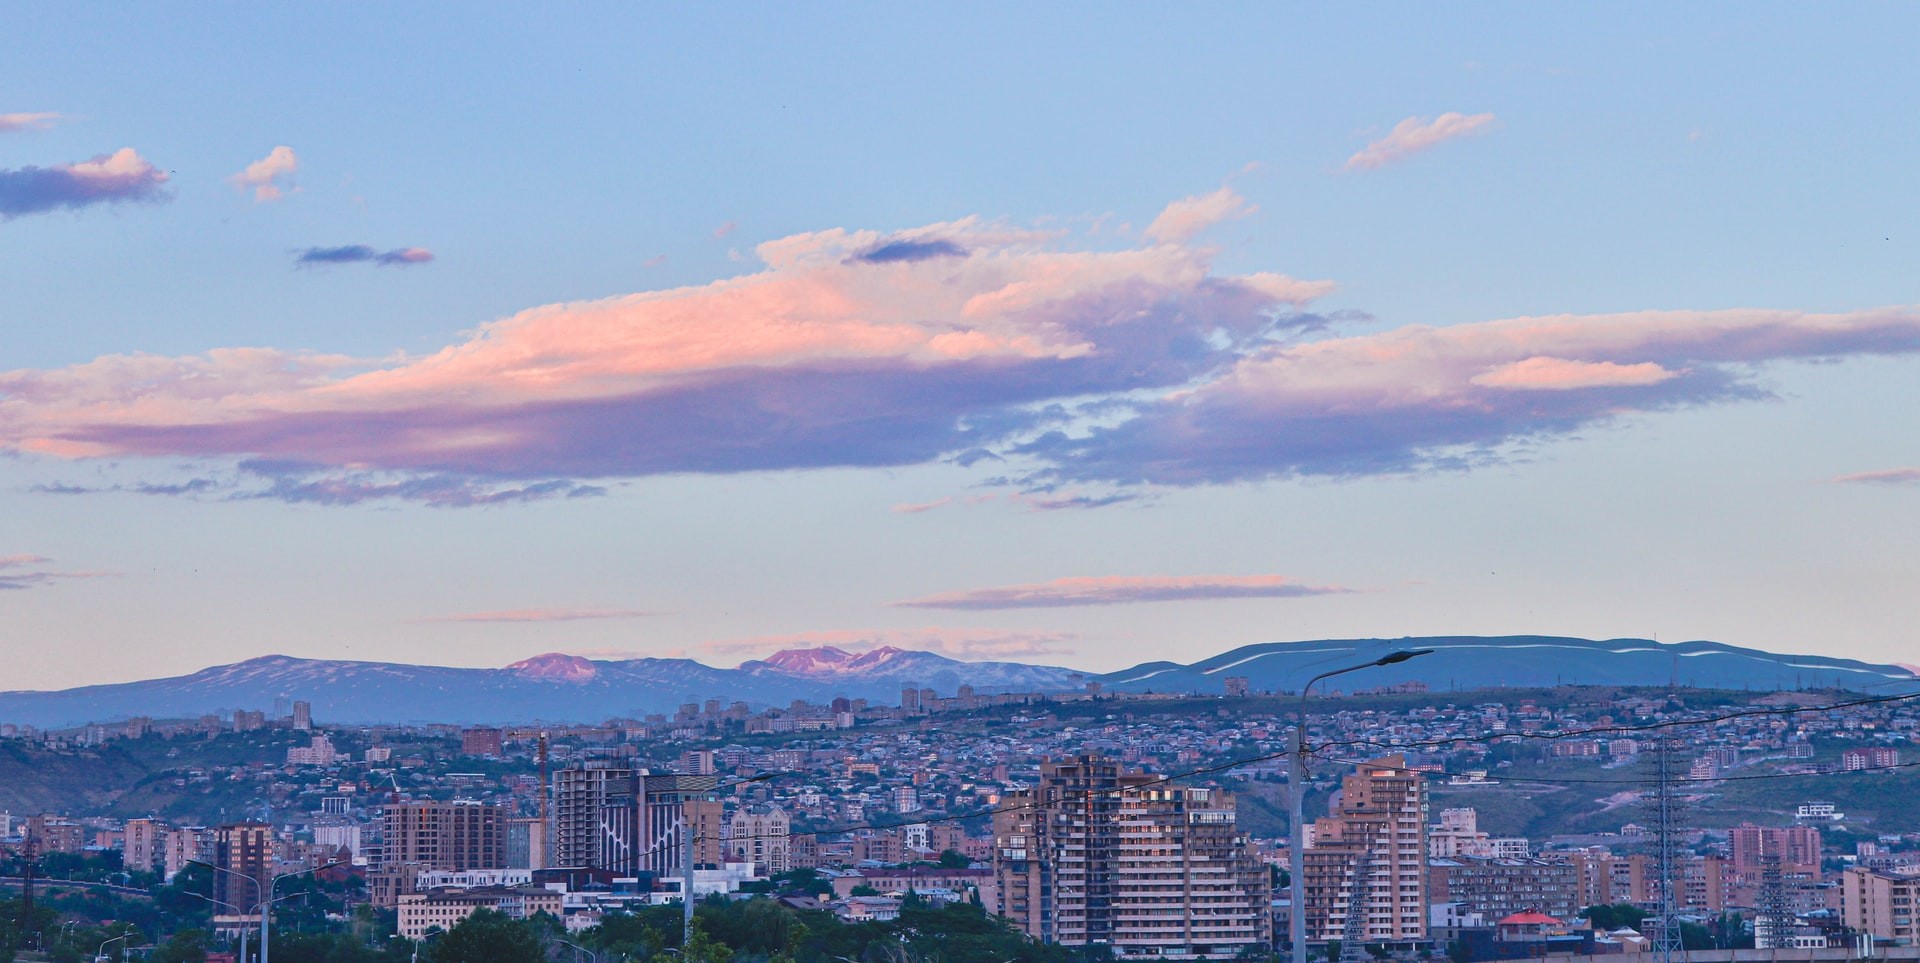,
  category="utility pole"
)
[20,835,38,950]
[1651,734,1683,963]
[682,814,696,949]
